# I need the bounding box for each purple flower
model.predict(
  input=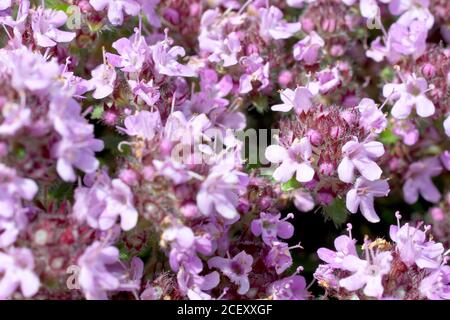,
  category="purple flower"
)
[346,177,390,223]
[403,157,442,204]
[50,97,104,182]
[150,38,196,78]
[337,137,384,183]
[119,110,162,140]
[208,251,253,295]
[271,87,314,113]
[383,74,435,119]
[197,157,248,220]
[444,115,450,137]
[0,101,30,136]
[88,63,117,99]
[392,120,419,145]
[0,164,37,220]
[293,31,324,65]
[259,6,301,43]
[0,0,12,11]
[309,67,341,95]
[389,1,434,29]
[106,33,148,73]
[128,79,160,106]
[419,265,450,300]
[357,98,387,134]
[360,0,382,19]
[0,46,60,92]
[98,179,138,231]
[137,0,160,28]
[268,275,308,300]
[90,0,141,26]
[251,212,294,245]
[207,32,241,67]
[176,267,219,298]
[77,242,121,300]
[388,19,428,59]
[238,54,269,94]
[339,250,392,298]
[31,8,75,47]
[265,241,295,274]
[317,235,357,268]
[390,223,444,268]
[265,137,315,183]
[73,172,138,231]
[293,190,315,212]
[0,247,40,299]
